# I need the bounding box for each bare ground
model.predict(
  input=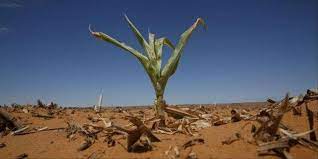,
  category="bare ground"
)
[0,101,317,159]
